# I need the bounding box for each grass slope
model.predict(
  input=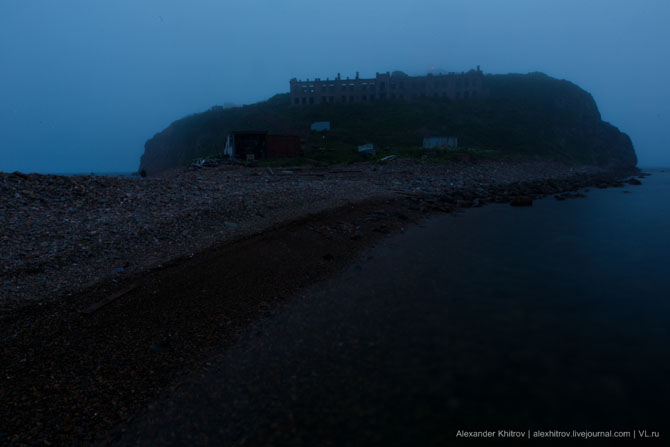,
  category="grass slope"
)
[140,72,636,173]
